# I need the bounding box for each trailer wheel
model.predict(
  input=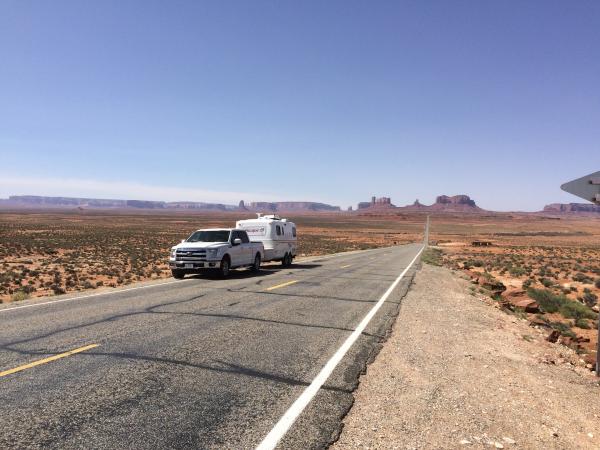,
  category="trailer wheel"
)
[281,253,292,267]
[251,254,261,272]
[219,256,231,278]
[172,269,185,280]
